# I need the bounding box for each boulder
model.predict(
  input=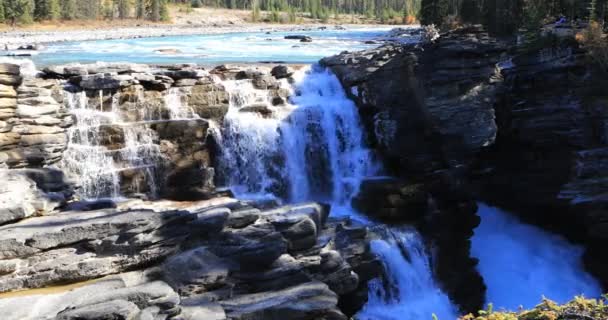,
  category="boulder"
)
[0,169,65,225]
[188,83,229,120]
[0,64,20,75]
[284,35,313,43]
[72,73,134,90]
[162,247,230,296]
[271,65,294,79]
